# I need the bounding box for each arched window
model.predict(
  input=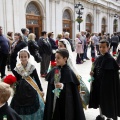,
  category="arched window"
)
[63,10,72,38]
[26,2,40,15]
[86,14,92,33]
[113,19,118,32]
[102,18,106,25]
[26,2,42,40]
[86,15,91,23]
[63,10,71,20]
[101,18,106,34]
